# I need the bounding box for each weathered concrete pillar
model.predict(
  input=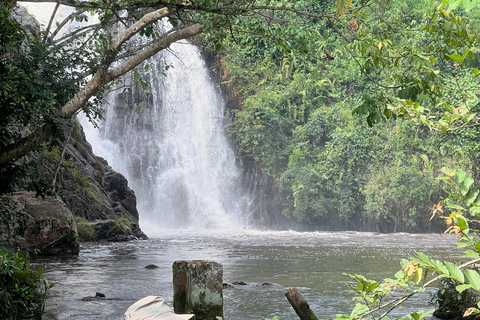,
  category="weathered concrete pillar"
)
[173,260,223,320]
